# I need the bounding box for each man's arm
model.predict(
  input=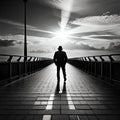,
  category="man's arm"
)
[64,52,68,63]
[53,52,57,65]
